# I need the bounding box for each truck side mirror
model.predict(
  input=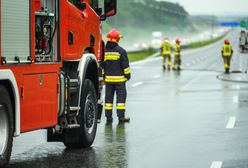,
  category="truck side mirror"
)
[77,2,86,11]
[96,8,103,16]
[104,0,117,17]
